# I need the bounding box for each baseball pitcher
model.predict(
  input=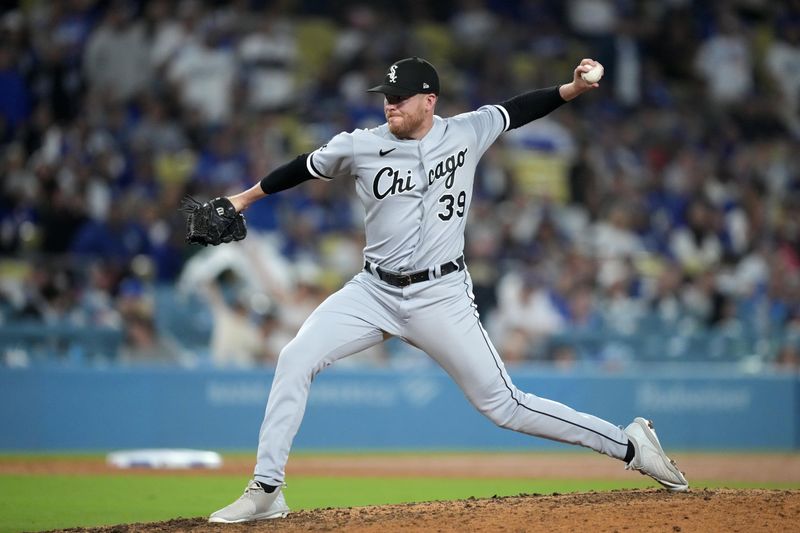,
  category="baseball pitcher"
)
[183,57,688,523]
